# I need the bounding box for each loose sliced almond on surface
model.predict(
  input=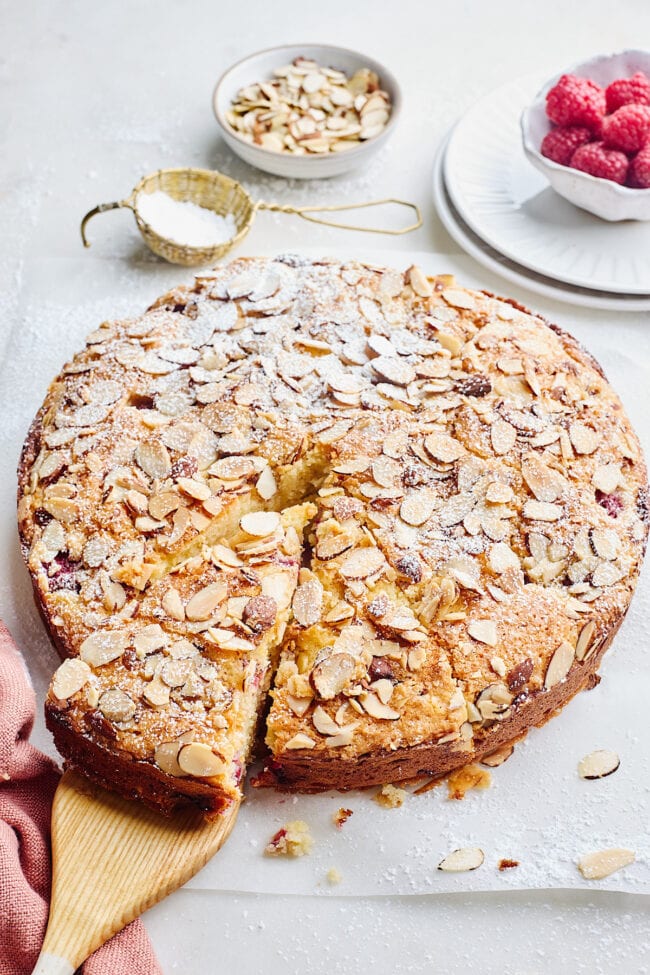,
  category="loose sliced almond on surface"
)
[577,848,634,880]
[51,658,92,700]
[438,847,485,872]
[578,749,620,780]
